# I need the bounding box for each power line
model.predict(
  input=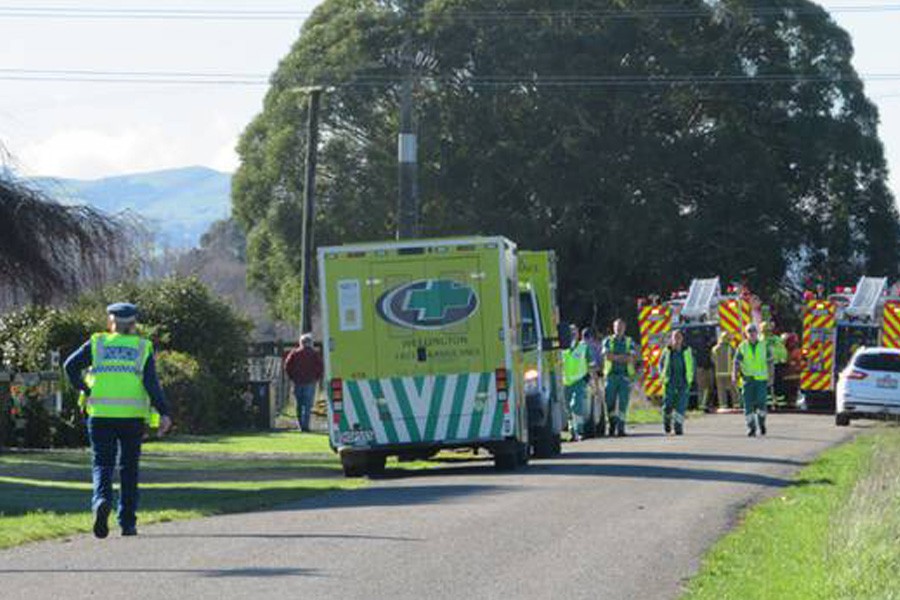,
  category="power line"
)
[0,4,898,21]
[2,69,900,88]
